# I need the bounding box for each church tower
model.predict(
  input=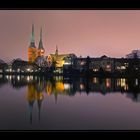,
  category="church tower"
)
[55,45,58,56]
[28,24,37,63]
[38,27,45,57]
